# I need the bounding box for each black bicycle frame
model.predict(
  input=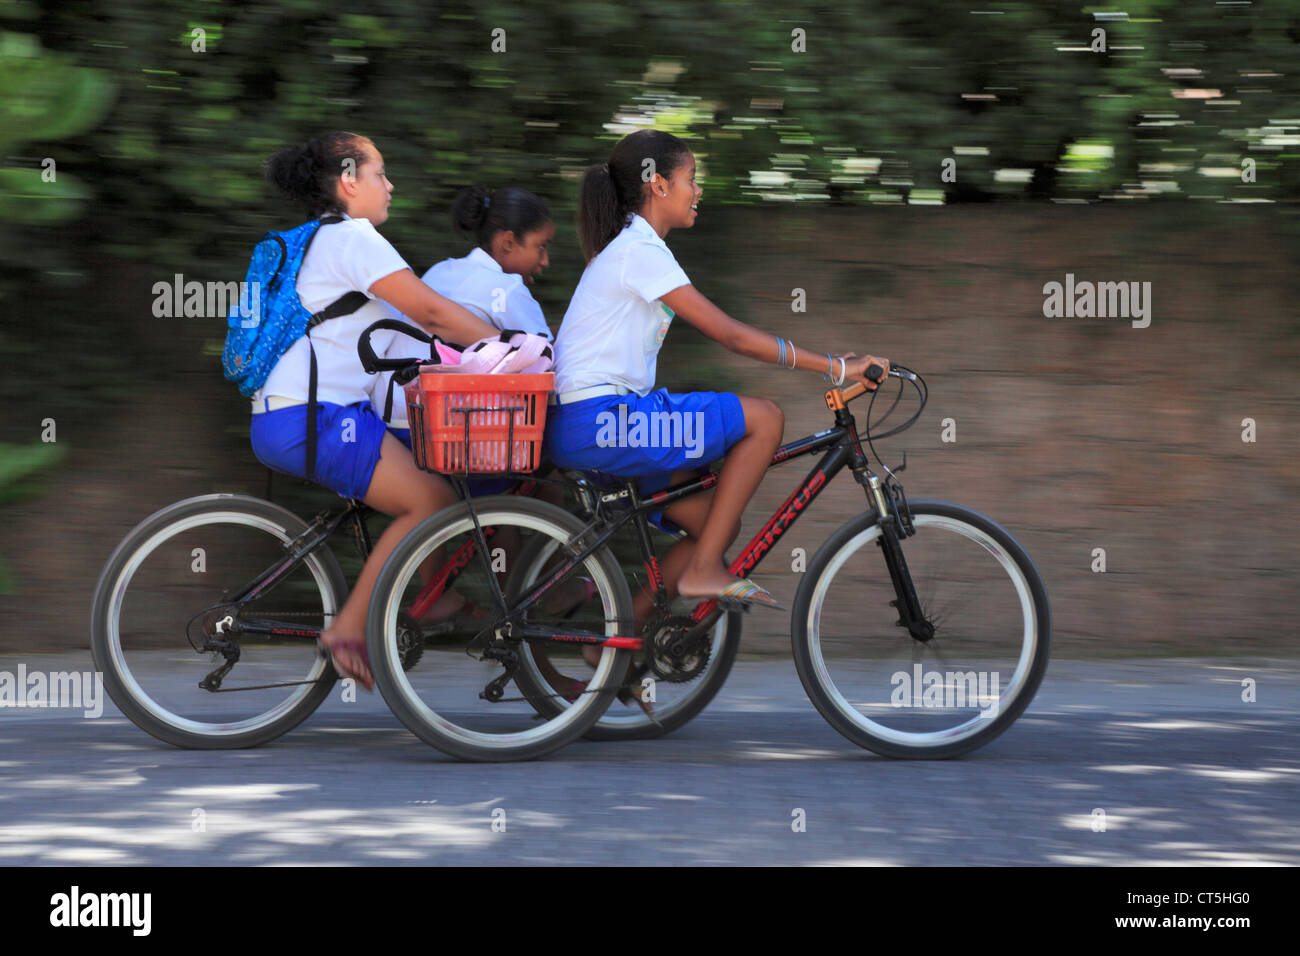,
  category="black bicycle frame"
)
[220,500,370,641]
[503,402,905,642]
